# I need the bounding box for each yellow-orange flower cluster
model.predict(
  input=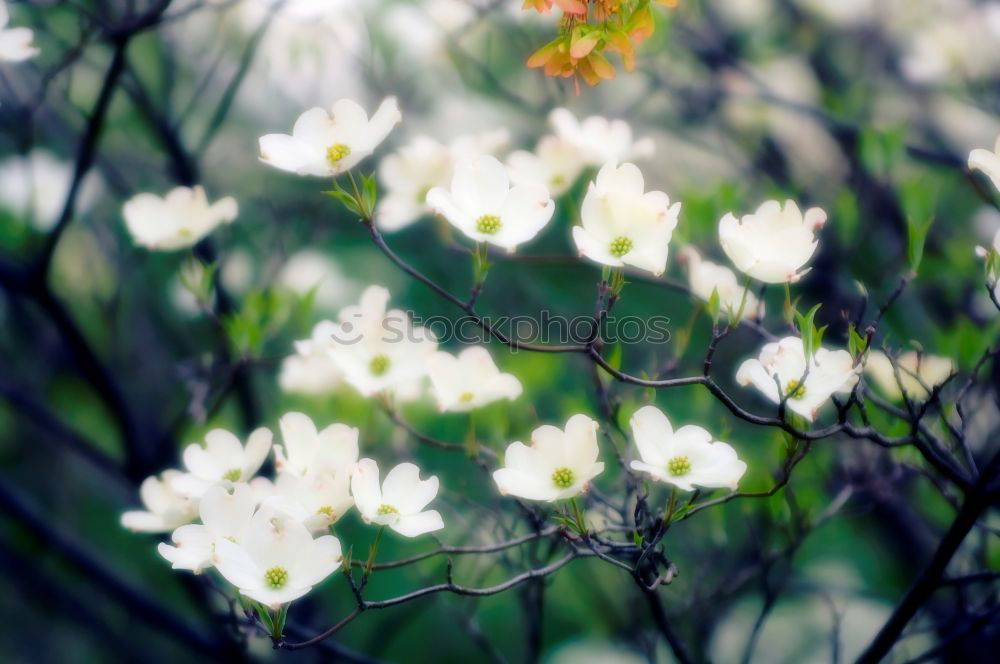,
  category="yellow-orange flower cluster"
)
[523,0,677,90]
